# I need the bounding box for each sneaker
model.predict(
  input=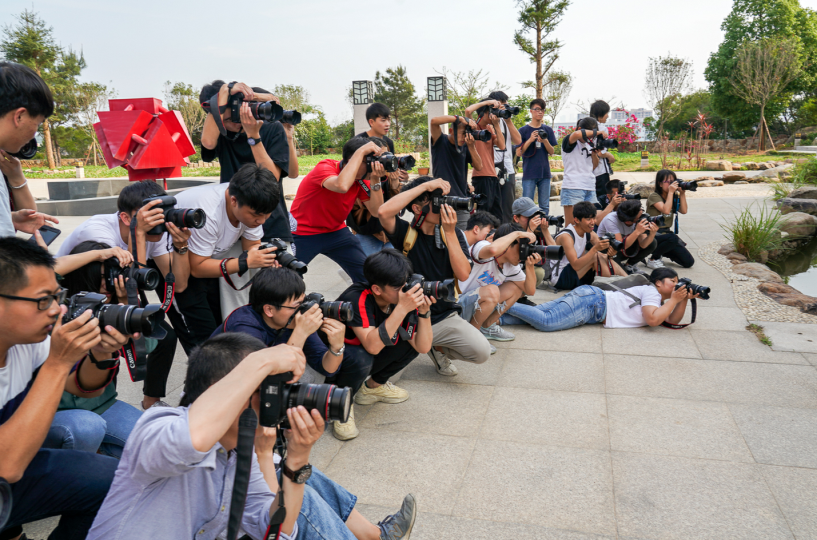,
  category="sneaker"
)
[379,493,418,540]
[623,264,648,276]
[333,404,359,440]
[516,296,537,307]
[354,381,409,405]
[645,258,665,269]
[490,343,497,355]
[427,348,458,376]
[480,323,515,341]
